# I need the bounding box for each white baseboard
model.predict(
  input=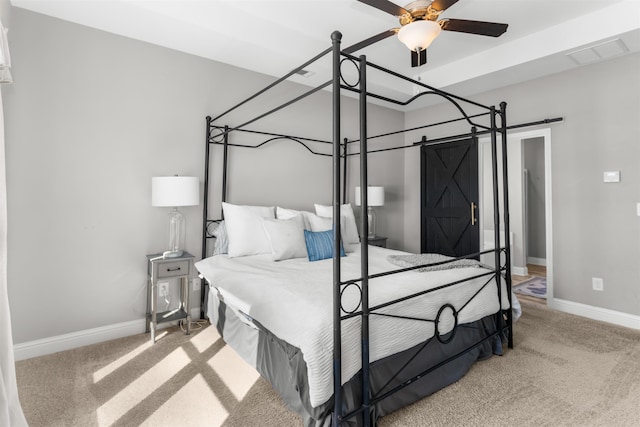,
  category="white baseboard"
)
[512,266,528,276]
[527,256,547,266]
[14,319,146,361]
[549,298,640,330]
[14,309,205,361]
